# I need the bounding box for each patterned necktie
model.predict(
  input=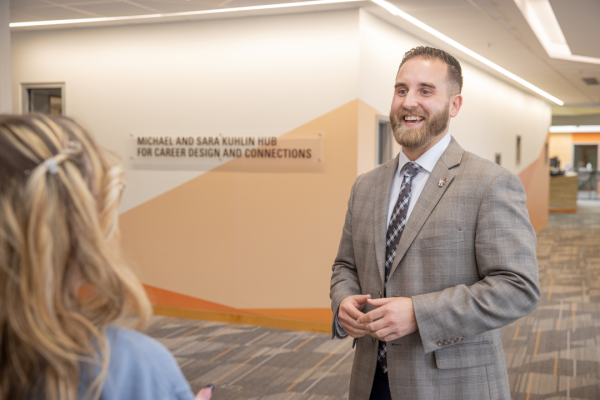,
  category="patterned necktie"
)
[377,161,421,374]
